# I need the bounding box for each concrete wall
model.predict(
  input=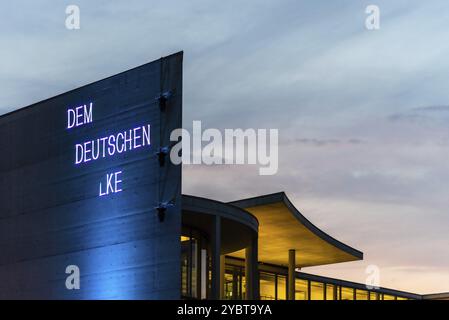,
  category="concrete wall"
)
[0,52,183,299]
